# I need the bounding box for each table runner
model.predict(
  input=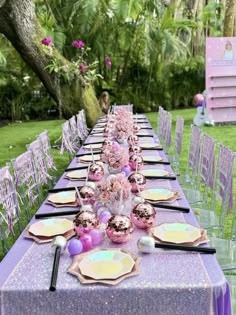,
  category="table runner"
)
[0,115,231,315]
